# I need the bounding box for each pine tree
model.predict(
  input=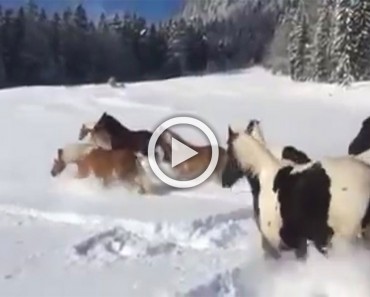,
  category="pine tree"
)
[98,13,108,33]
[312,0,333,82]
[331,0,356,85]
[25,0,38,20]
[351,0,370,80]
[74,4,88,32]
[51,12,63,80]
[288,1,310,81]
